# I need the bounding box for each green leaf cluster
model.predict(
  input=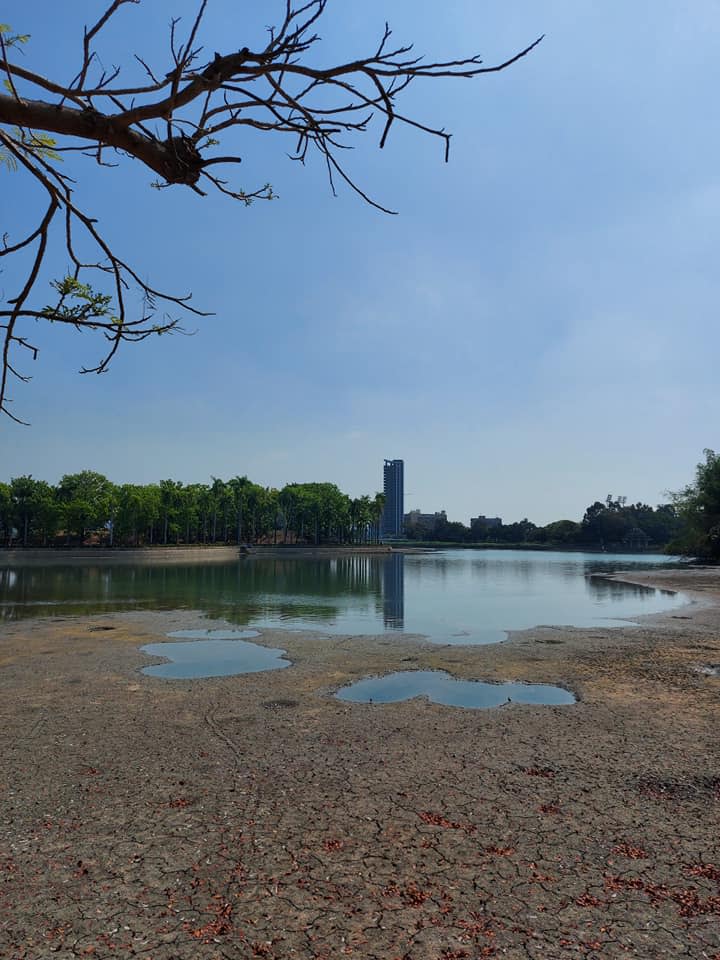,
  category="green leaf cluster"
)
[0,23,30,47]
[1,128,60,172]
[42,277,117,326]
[668,449,720,559]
